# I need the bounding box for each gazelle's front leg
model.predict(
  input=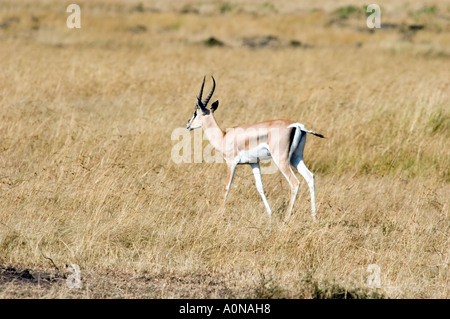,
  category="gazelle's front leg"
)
[250,163,272,217]
[220,161,237,214]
